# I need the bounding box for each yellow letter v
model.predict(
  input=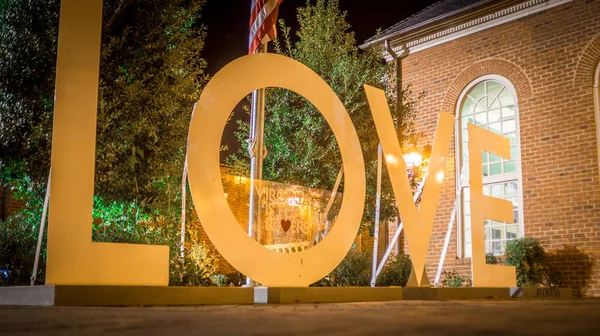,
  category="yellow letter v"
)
[364,85,454,286]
